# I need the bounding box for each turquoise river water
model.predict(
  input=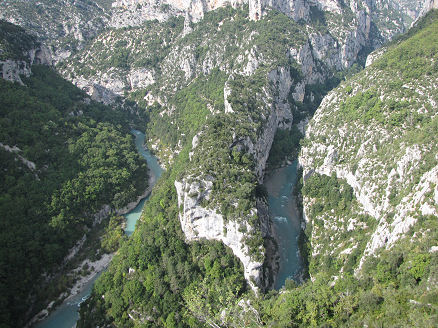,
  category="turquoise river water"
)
[264,161,302,289]
[35,130,162,328]
[35,134,300,326]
